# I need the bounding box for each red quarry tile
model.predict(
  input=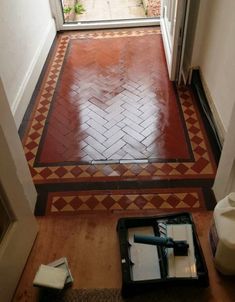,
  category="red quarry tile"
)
[102,196,116,209]
[25,152,35,162]
[175,163,189,174]
[167,195,181,208]
[70,166,83,177]
[54,167,68,177]
[25,141,38,150]
[119,197,133,210]
[191,158,210,173]
[86,197,99,210]
[29,132,41,140]
[53,198,67,211]
[70,197,83,210]
[194,146,207,156]
[21,28,217,185]
[29,166,37,178]
[149,196,164,208]
[183,194,199,207]
[160,164,174,174]
[36,32,191,164]
[39,168,53,179]
[45,187,206,215]
[32,122,43,131]
[134,196,148,209]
